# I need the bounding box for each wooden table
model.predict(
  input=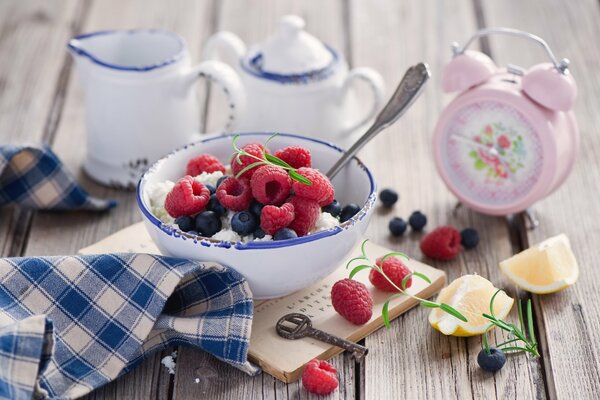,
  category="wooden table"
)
[1,0,599,398]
